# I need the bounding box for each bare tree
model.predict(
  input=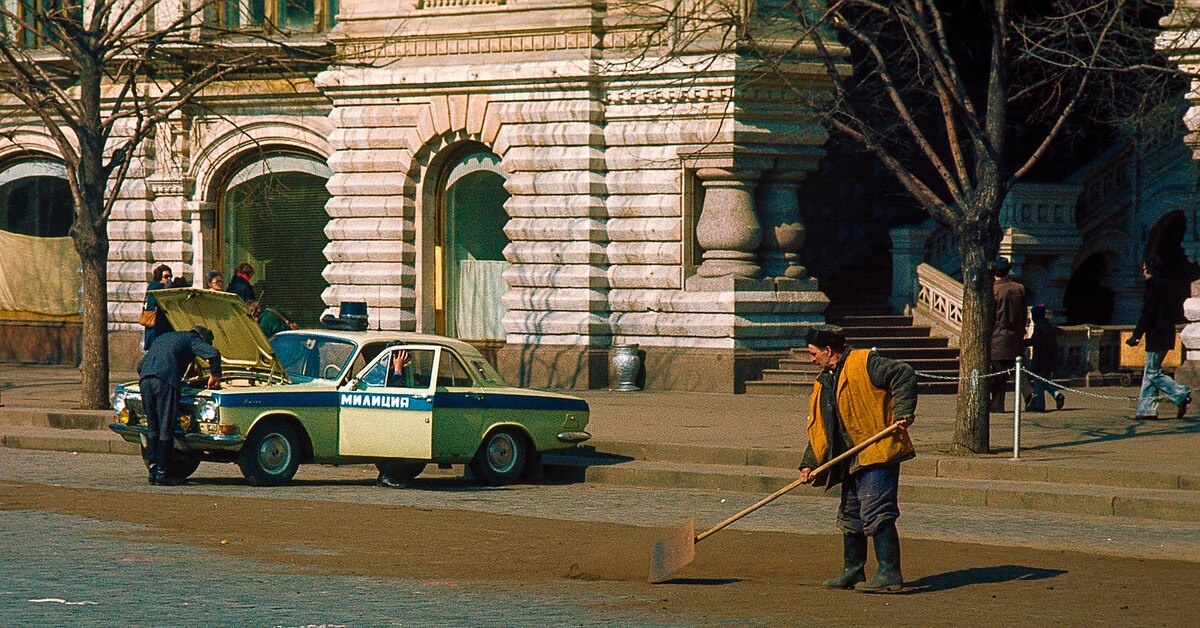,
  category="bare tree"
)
[611,0,1184,453]
[0,0,329,409]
